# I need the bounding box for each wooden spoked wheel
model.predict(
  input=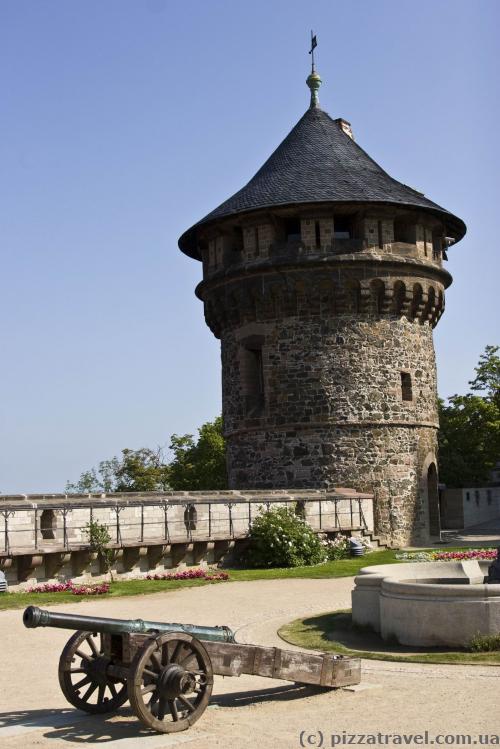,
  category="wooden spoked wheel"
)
[58,630,128,714]
[128,632,213,733]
